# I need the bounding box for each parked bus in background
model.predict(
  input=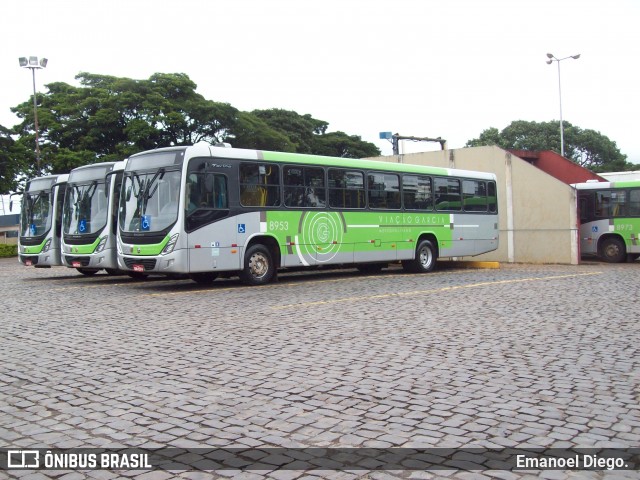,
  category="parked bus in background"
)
[62,161,125,275]
[117,142,498,285]
[576,180,640,263]
[18,174,68,268]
